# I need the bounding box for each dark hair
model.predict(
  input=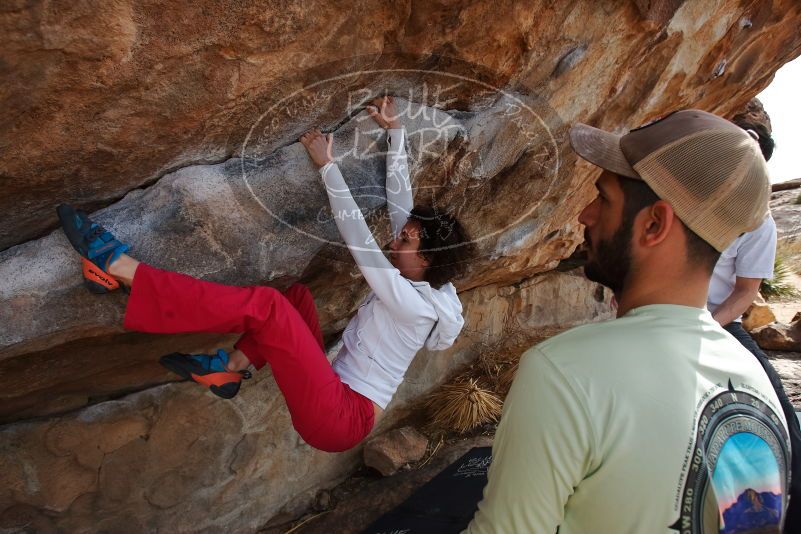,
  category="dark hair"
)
[732,119,775,161]
[408,205,475,288]
[617,177,721,273]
